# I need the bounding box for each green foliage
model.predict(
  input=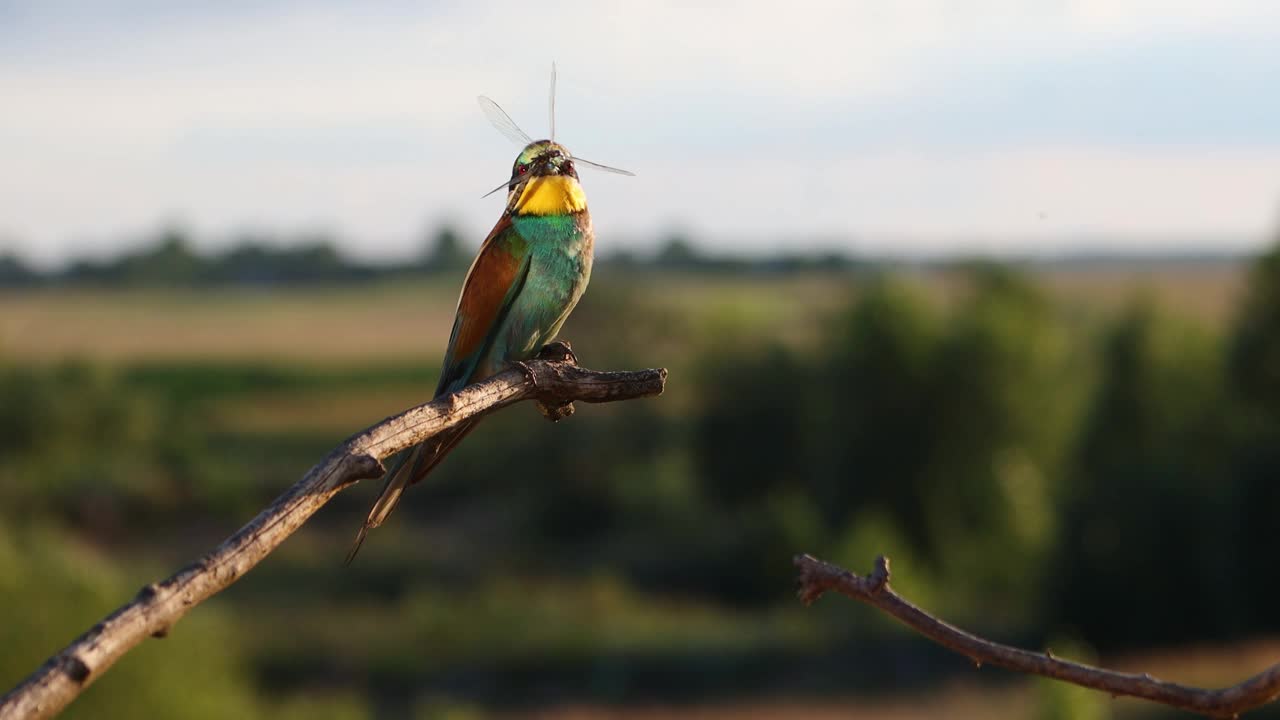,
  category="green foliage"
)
[5,244,1280,713]
[1229,242,1280,420]
[421,226,472,274]
[2,228,861,288]
[271,693,371,720]
[1227,240,1280,628]
[815,278,941,539]
[919,265,1078,619]
[0,528,263,720]
[807,267,1080,620]
[1052,300,1237,646]
[59,229,367,286]
[0,361,218,529]
[694,343,807,507]
[211,237,354,284]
